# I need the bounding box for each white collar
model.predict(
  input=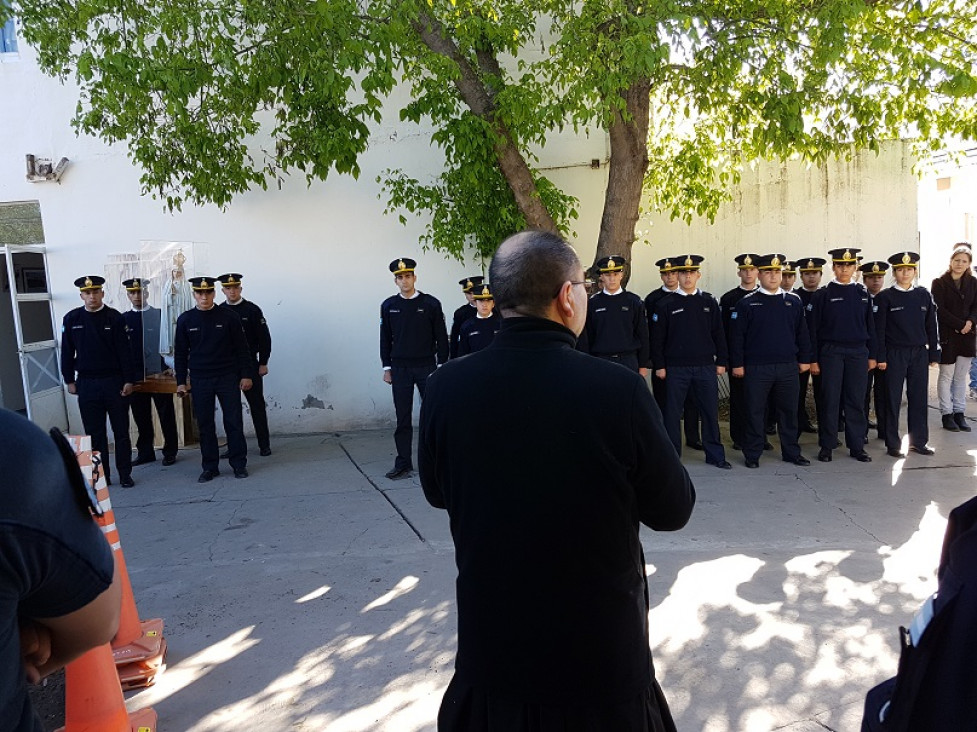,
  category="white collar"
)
[85,305,105,313]
[739,284,759,292]
[602,288,623,296]
[893,283,916,292]
[661,285,677,292]
[675,288,699,297]
[830,278,856,286]
[225,298,244,306]
[759,287,784,296]
[476,312,493,319]
[130,304,151,312]
[398,290,420,300]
